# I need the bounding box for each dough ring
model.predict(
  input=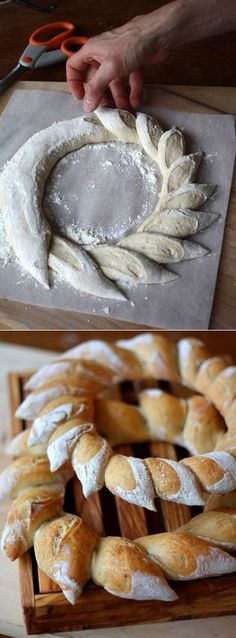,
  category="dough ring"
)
[0,108,218,299]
